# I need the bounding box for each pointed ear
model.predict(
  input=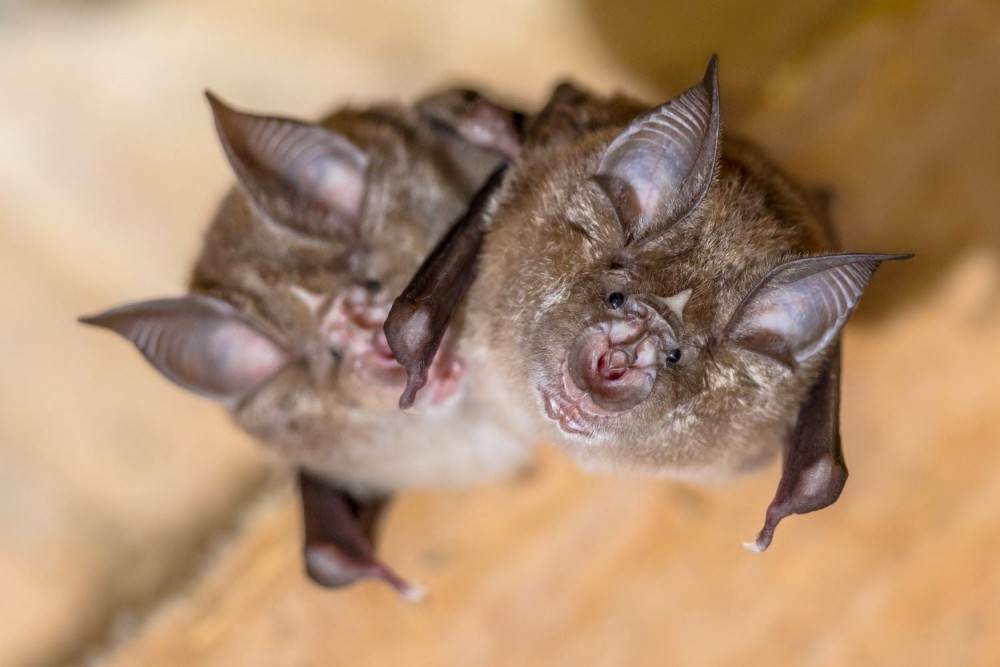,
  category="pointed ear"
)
[726,253,913,367]
[80,295,290,404]
[593,55,720,245]
[206,91,369,240]
[417,88,523,159]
